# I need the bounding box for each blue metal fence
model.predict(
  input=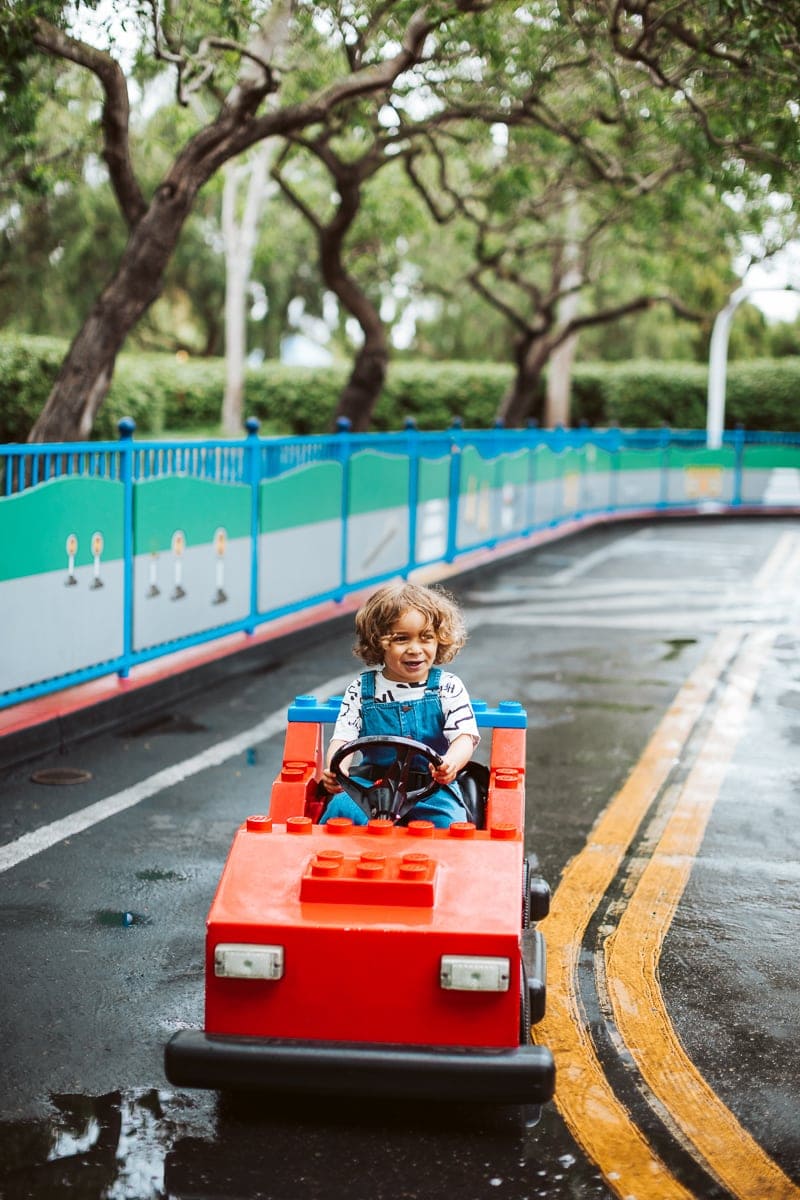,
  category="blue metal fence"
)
[1,419,799,712]
[12,420,800,500]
